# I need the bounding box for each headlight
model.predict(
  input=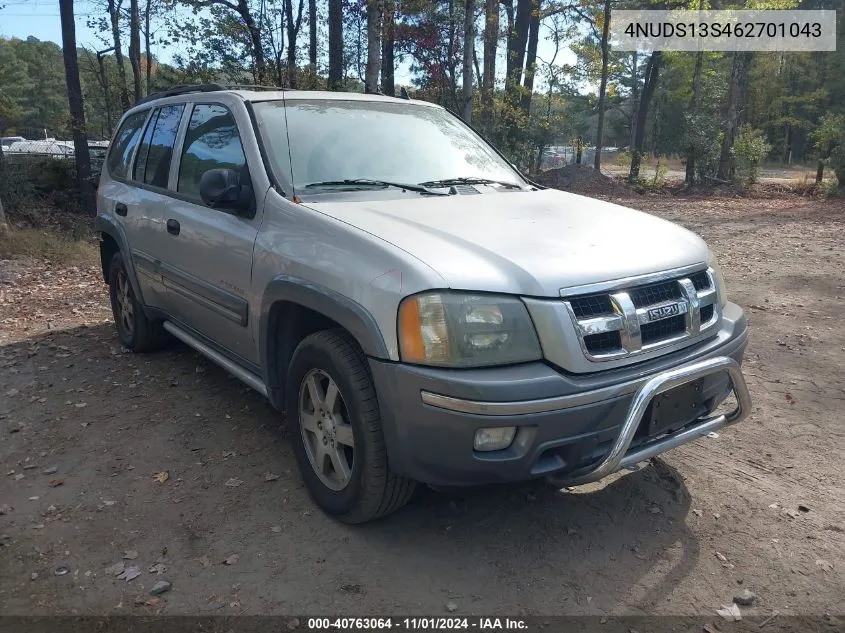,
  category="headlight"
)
[398,292,542,367]
[707,250,728,307]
